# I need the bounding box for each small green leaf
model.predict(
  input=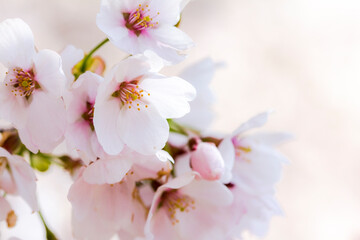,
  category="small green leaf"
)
[167,119,188,136]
